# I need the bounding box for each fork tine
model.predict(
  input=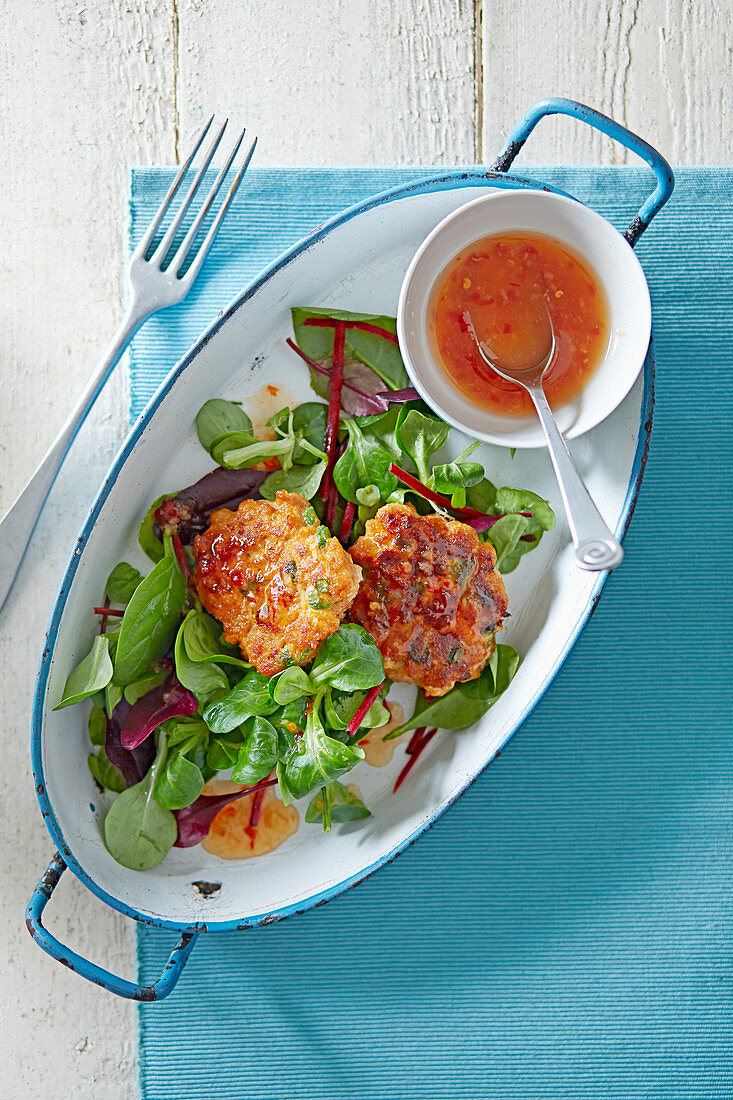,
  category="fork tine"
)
[179,137,257,284]
[132,115,214,259]
[150,118,229,266]
[168,127,248,276]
